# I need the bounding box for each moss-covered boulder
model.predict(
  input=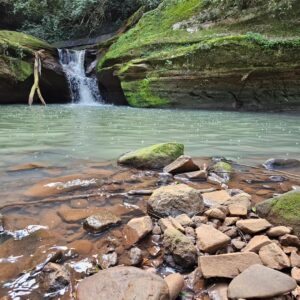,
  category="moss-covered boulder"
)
[256,189,300,236]
[98,0,300,111]
[118,142,184,169]
[0,30,69,104]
